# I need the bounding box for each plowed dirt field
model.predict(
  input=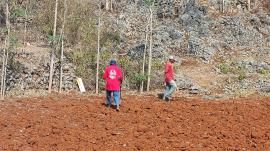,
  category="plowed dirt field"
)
[0,94,270,151]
